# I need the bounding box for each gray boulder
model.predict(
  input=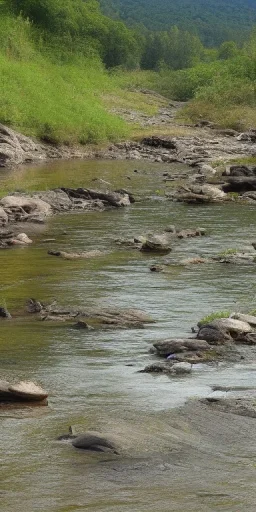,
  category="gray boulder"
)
[197,325,232,344]
[209,318,253,334]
